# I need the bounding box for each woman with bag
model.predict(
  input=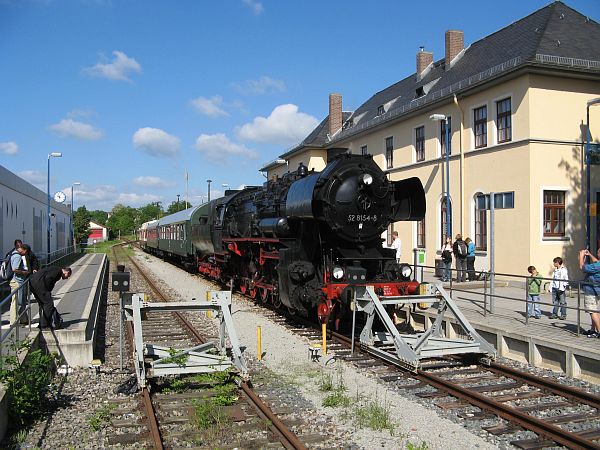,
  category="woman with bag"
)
[441,236,453,282]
